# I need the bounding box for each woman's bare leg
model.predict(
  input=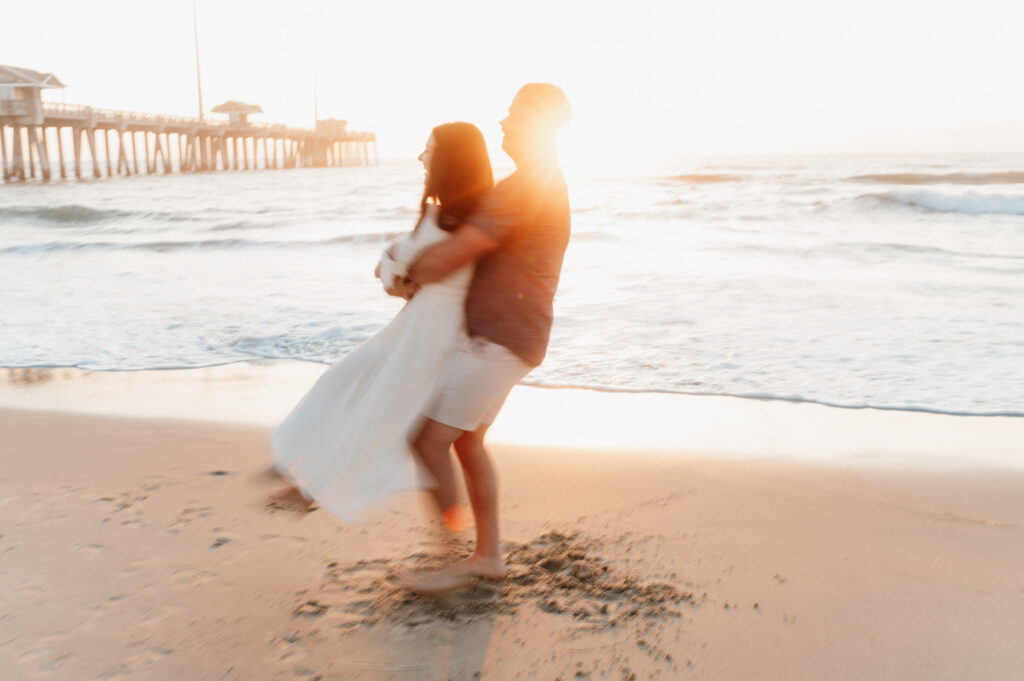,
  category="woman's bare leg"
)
[411,419,462,517]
